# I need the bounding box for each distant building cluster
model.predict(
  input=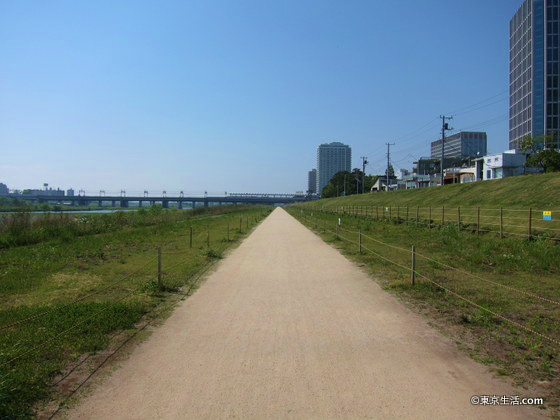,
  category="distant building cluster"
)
[2,183,75,197]
[308,0,558,194]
